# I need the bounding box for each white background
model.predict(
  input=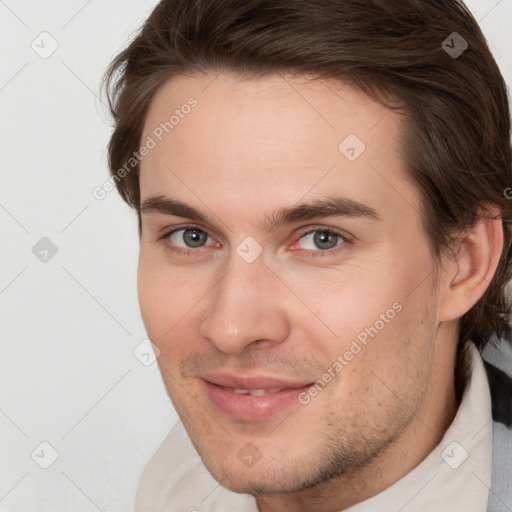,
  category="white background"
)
[0,1,511,511]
